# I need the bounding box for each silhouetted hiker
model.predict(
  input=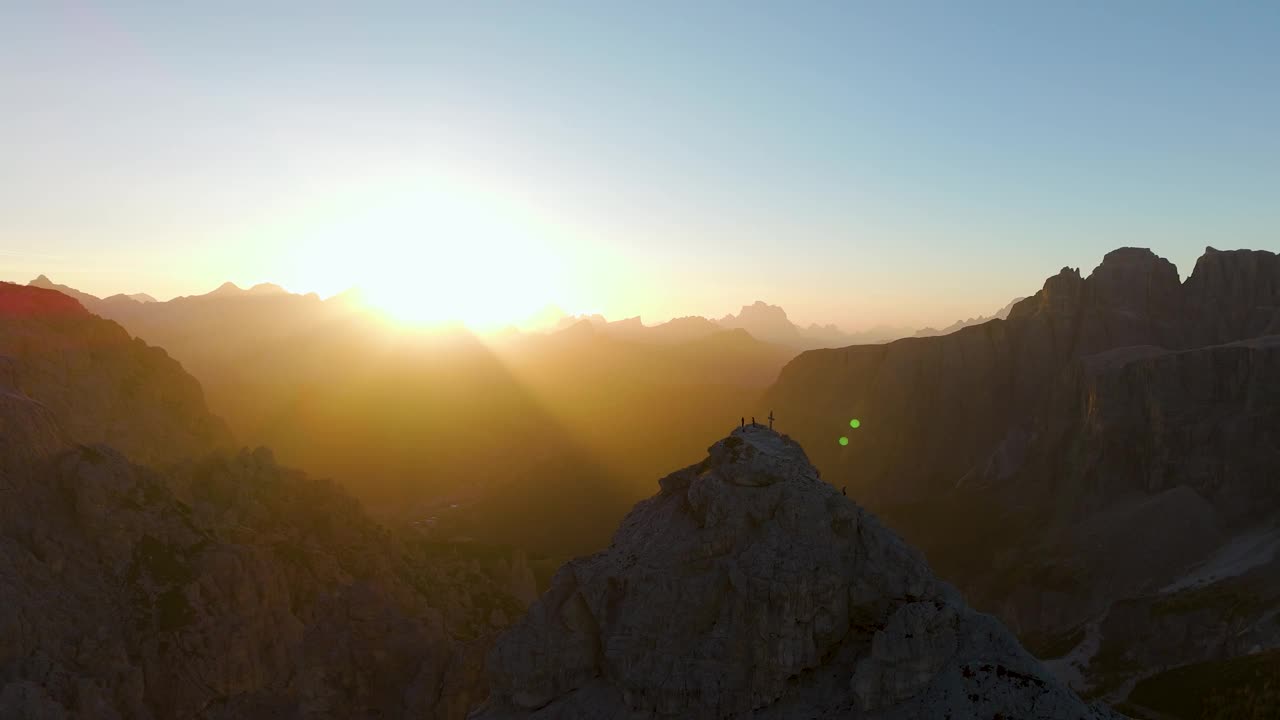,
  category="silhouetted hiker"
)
[740,417,745,429]
[768,410,775,430]
[751,416,756,427]
[842,486,847,496]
